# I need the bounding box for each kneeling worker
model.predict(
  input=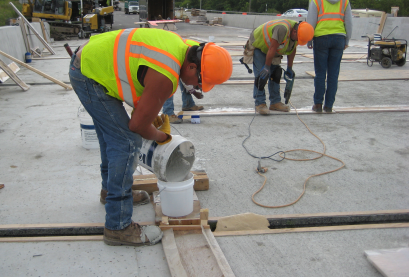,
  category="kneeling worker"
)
[246,19,314,114]
[69,28,232,246]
